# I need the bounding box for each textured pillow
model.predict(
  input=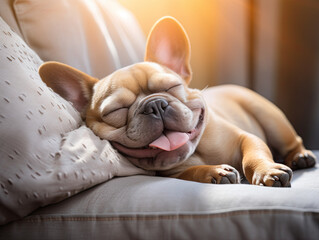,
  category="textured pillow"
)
[12,0,146,79]
[0,18,149,225]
